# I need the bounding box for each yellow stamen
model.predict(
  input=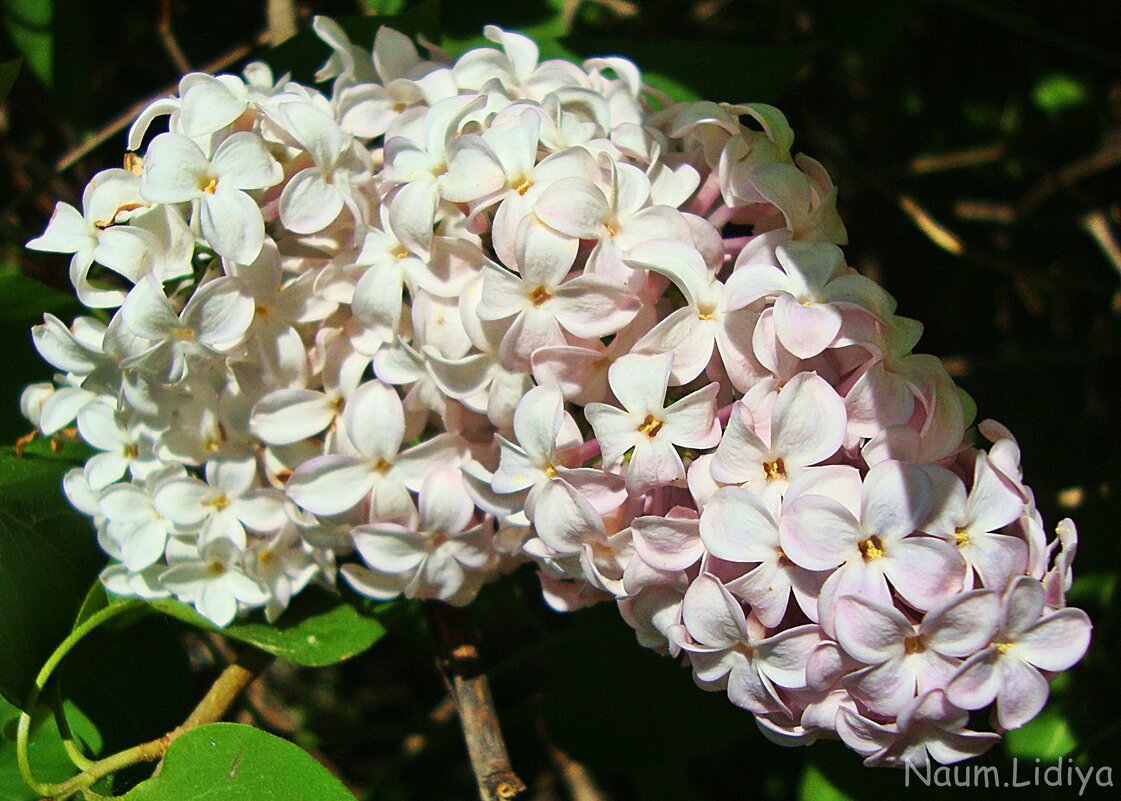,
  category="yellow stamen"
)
[512,177,533,196]
[205,559,227,576]
[202,177,218,194]
[904,635,925,655]
[173,327,196,342]
[994,640,1013,655]
[123,443,139,459]
[762,457,786,481]
[954,527,971,548]
[859,536,885,561]
[371,457,391,474]
[697,303,716,321]
[636,414,663,438]
[544,464,558,478]
[393,245,410,260]
[529,285,552,306]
